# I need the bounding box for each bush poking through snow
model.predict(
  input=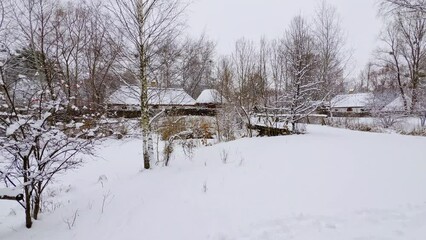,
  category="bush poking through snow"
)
[400,127,426,136]
[378,115,399,129]
[98,175,108,188]
[220,150,229,164]
[163,131,194,166]
[163,140,174,167]
[326,117,379,133]
[181,140,196,161]
[202,181,208,193]
[101,191,113,214]
[159,117,186,141]
[63,209,79,230]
